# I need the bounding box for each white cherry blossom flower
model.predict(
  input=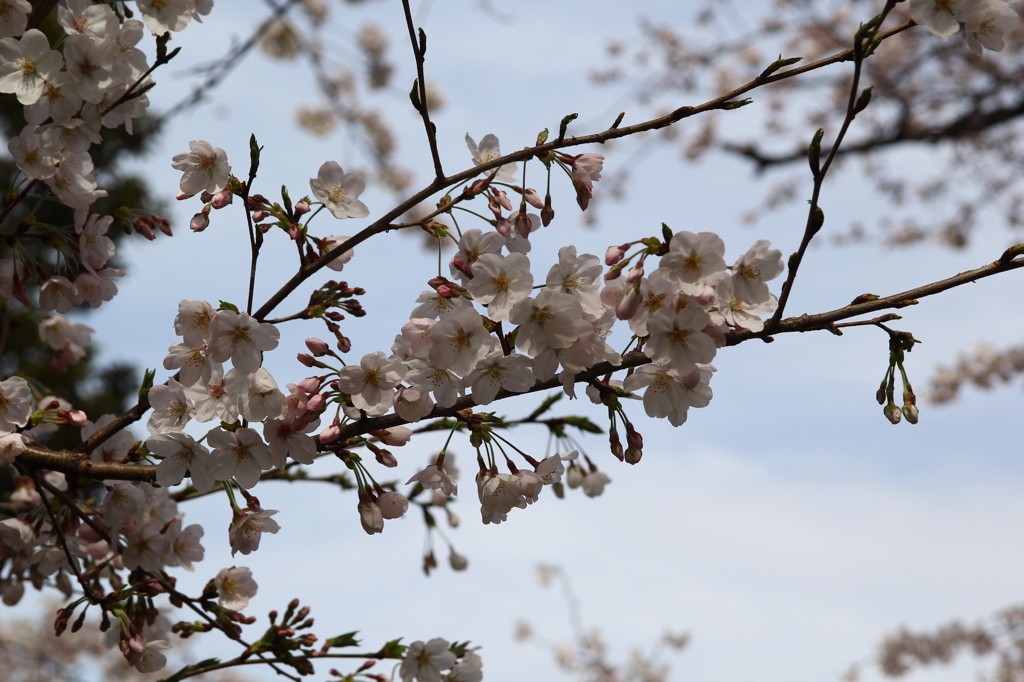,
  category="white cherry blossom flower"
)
[146,379,194,434]
[449,651,483,682]
[241,368,288,422]
[962,0,1019,53]
[171,140,230,196]
[137,0,197,34]
[659,230,728,296]
[215,566,258,609]
[394,385,435,422]
[410,290,473,320]
[39,275,76,314]
[0,0,31,39]
[644,307,716,375]
[466,252,533,321]
[405,359,462,407]
[82,414,134,463]
[378,491,409,519]
[407,463,457,496]
[359,501,384,535]
[62,34,114,103]
[126,636,171,674]
[465,133,517,182]
[185,364,244,423]
[450,228,504,283]
[8,125,56,179]
[401,637,458,682]
[336,351,406,411]
[0,431,25,464]
[545,245,605,317]
[58,0,118,41]
[175,299,217,348]
[208,310,280,375]
[321,235,354,271]
[0,517,35,550]
[77,213,115,269]
[208,427,272,488]
[0,29,63,104]
[229,508,280,556]
[715,277,776,332]
[165,518,205,572]
[732,239,783,305]
[477,471,525,524]
[0,375,31,432]
[910,0,966,39]
[122,522,170,572]
[309,161,369,219]
[582,470,611,497]
[463,350,535,405]
[427,306,487,376]
[148,431,214,492]
[510,290,589,356]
